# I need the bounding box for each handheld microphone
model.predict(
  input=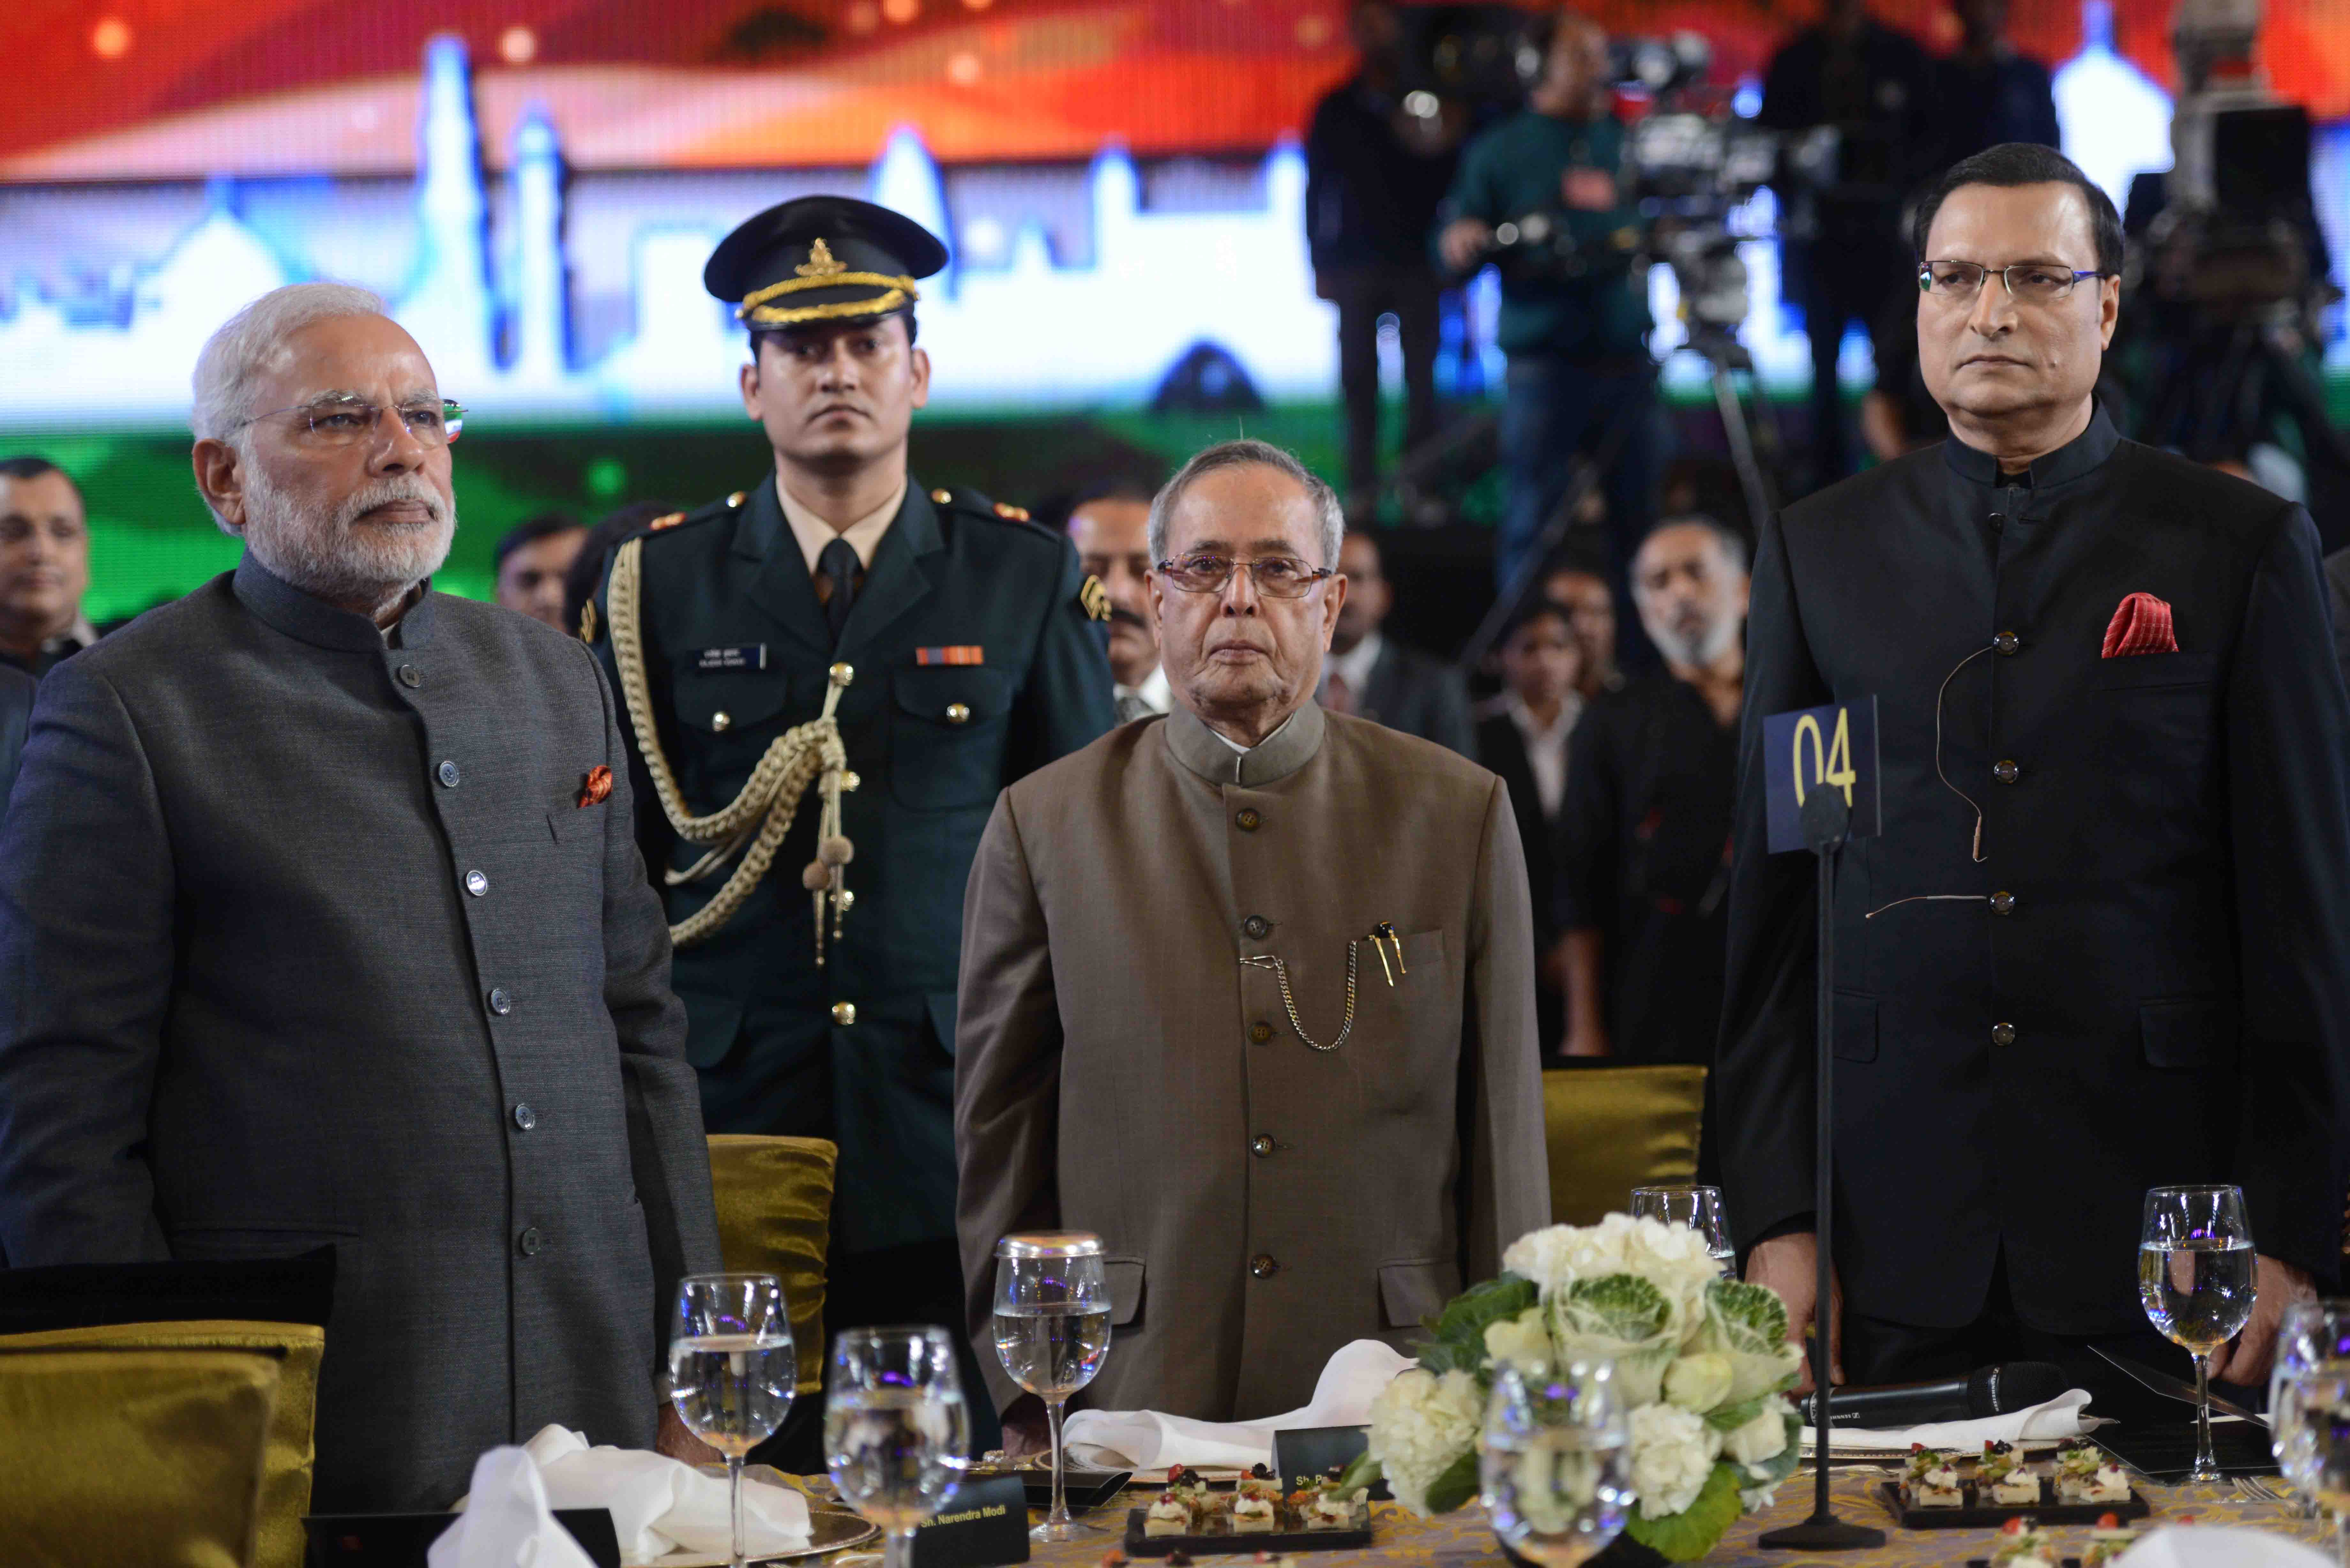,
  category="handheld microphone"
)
[1823,1361,2069,1427]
